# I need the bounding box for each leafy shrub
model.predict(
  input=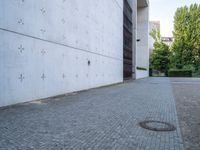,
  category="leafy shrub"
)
[168,69,192,77]
[192,68,200,77]
[149,29,170,74]
[183,64,195,72]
